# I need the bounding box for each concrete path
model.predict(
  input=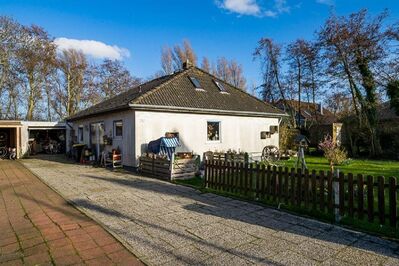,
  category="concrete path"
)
[22,155,399,266]
[0,159,142,266]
